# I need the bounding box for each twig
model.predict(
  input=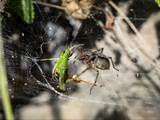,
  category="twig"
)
[108,0,160,73]
[33,1,65,10]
